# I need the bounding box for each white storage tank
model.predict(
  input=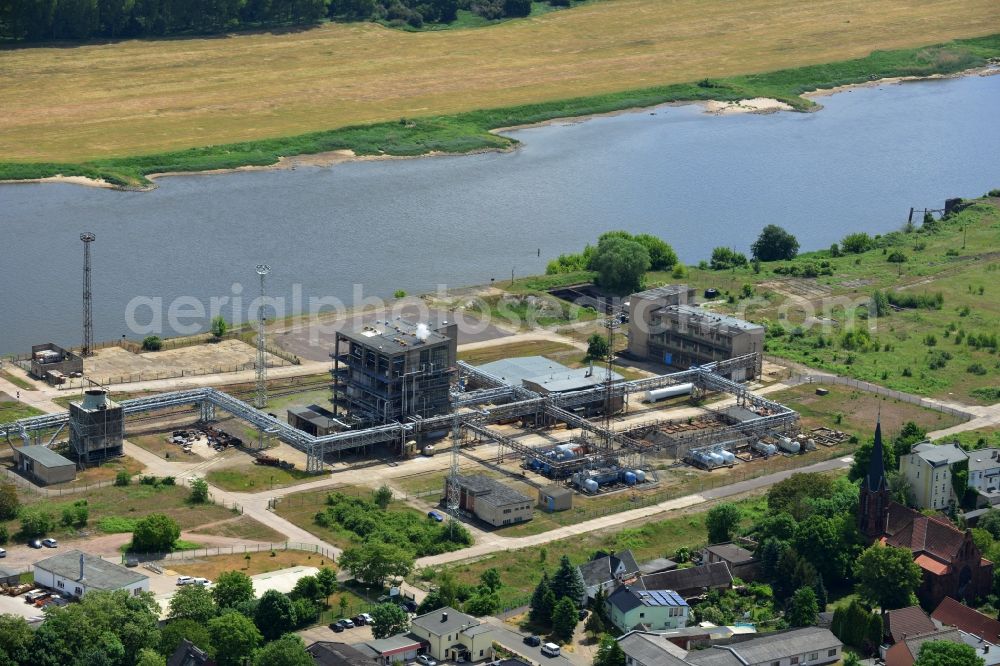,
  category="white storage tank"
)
[719,450,736,464]
[778,437,800,454]
[583,479,599,494]
[634,469,647,483]
[752,440,777,456]
[643,383,694,403]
